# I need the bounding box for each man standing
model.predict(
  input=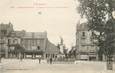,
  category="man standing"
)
[39,57,41,64]
[50,58,52,64]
